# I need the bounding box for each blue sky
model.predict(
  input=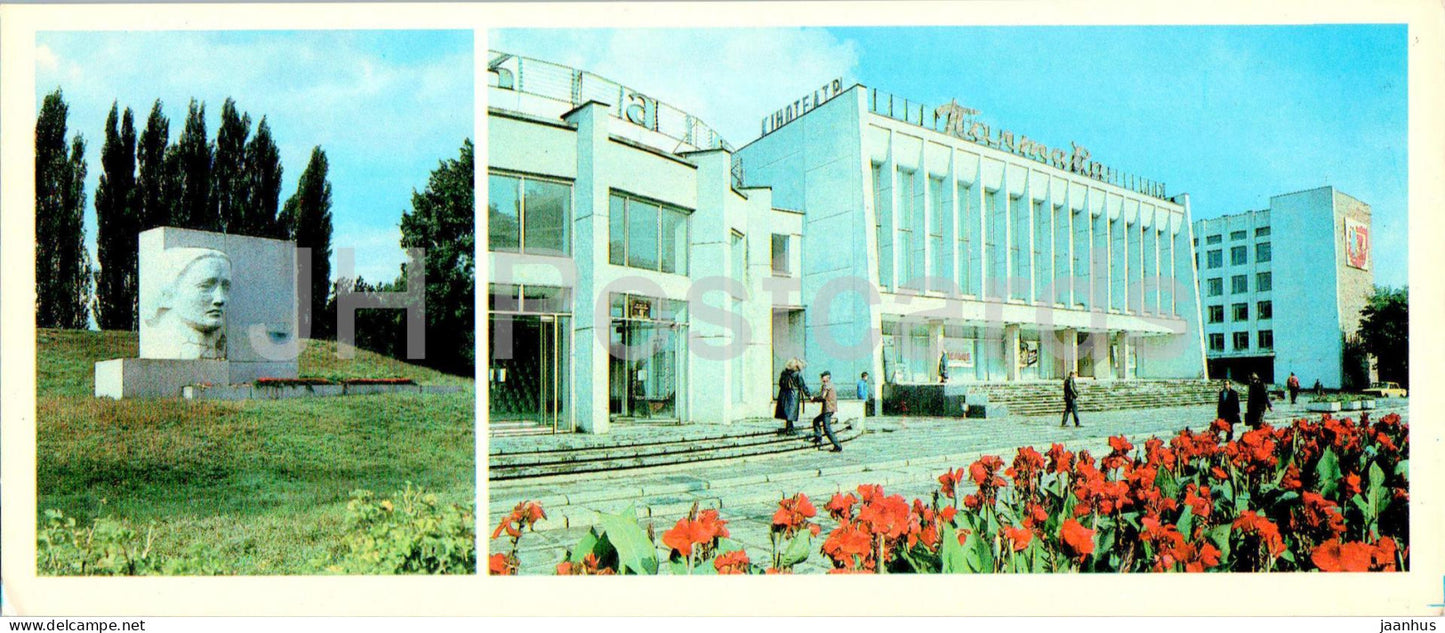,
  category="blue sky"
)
[494,25,1408,288]
[36,30,473,285]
